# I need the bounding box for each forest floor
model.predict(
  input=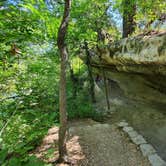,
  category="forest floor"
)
[31,119,150,166]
